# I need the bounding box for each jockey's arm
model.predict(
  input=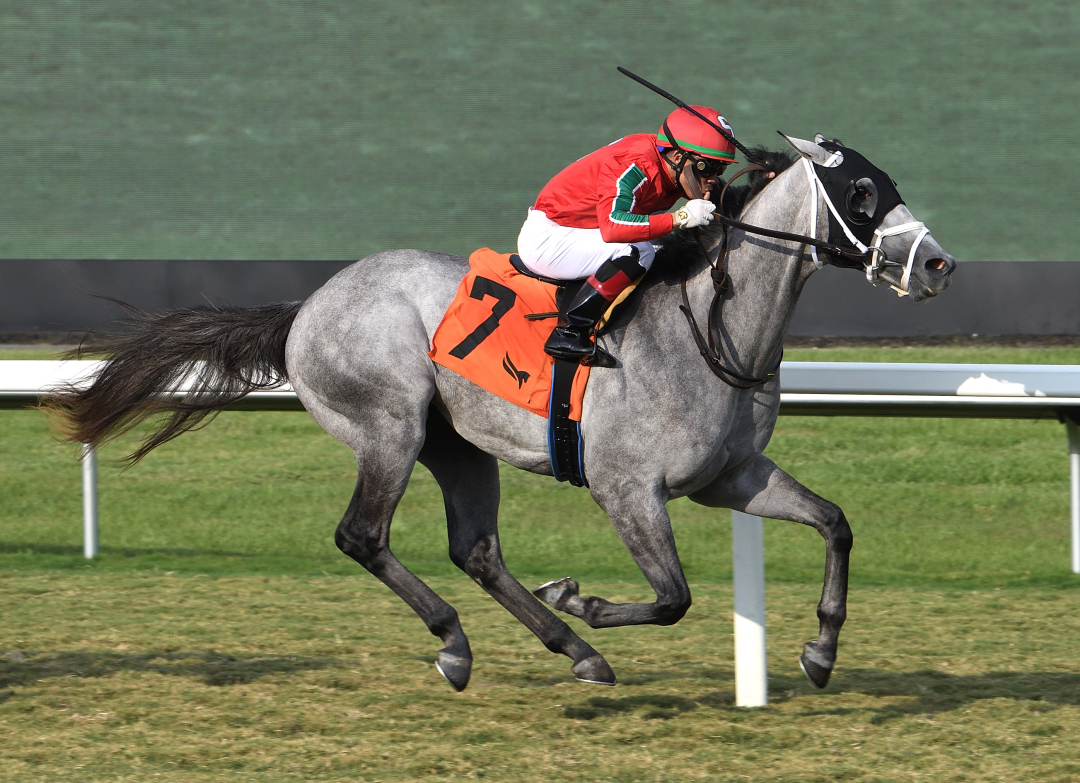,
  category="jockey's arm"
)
[594,160,677,244]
